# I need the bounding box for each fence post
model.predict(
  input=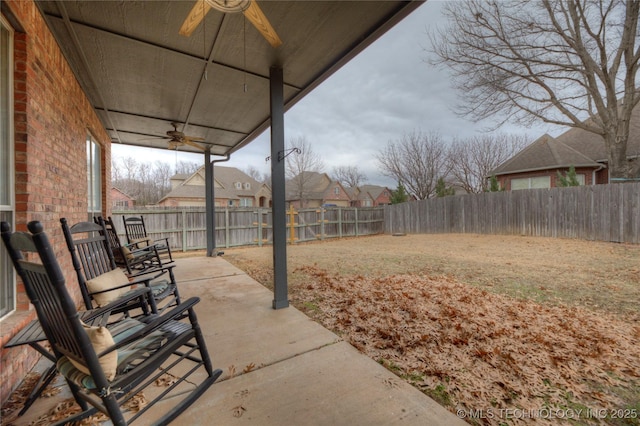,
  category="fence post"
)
[224,208,230,248]
[257,209,263,247]
[181,209,187,252]
[355,208,359,237]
